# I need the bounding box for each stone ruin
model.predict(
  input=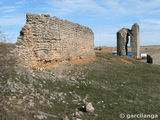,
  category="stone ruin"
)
[16,13,95,68]
[117,23,140,59]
